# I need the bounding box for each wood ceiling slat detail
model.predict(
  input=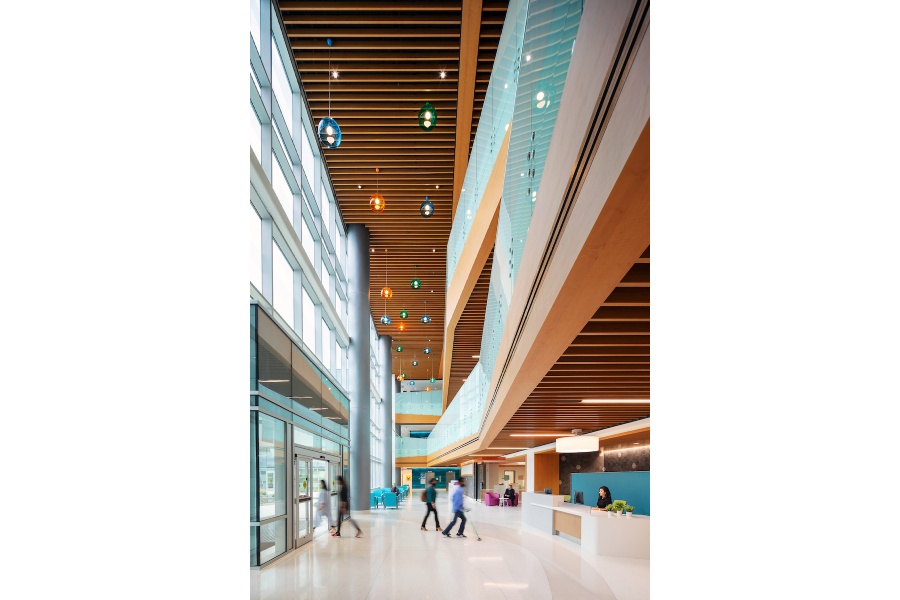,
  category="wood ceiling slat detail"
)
[447,248,492,402]
[488,246,651,453]
[279,1,509,383]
